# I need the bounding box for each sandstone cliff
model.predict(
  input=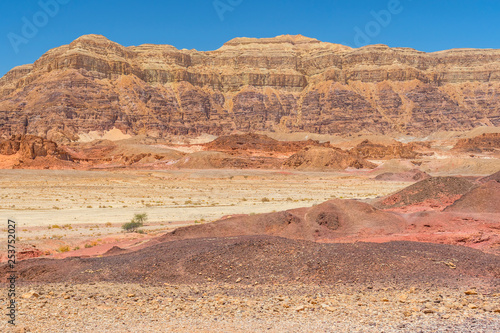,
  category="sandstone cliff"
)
[0,34,499,142]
